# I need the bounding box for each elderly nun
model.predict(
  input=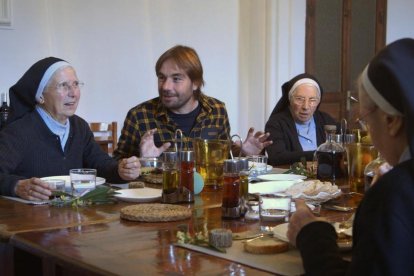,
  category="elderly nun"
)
[0,57,140,200]
[265,73,337,166]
